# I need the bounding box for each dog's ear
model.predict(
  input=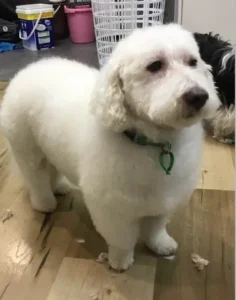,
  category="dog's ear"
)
[203,62,213,80]
[90,62,130,132]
